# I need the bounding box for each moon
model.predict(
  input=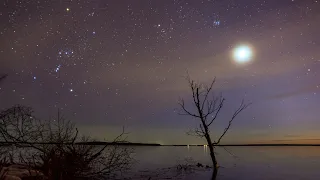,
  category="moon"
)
[232,45,253,63]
